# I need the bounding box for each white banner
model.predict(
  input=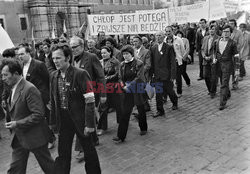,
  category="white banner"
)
[209,0,227,20]
[0,24,14,54]
[224,1,239,13]
[168,2,209,25]
[239,0,250,11]
[87,9,169,35]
